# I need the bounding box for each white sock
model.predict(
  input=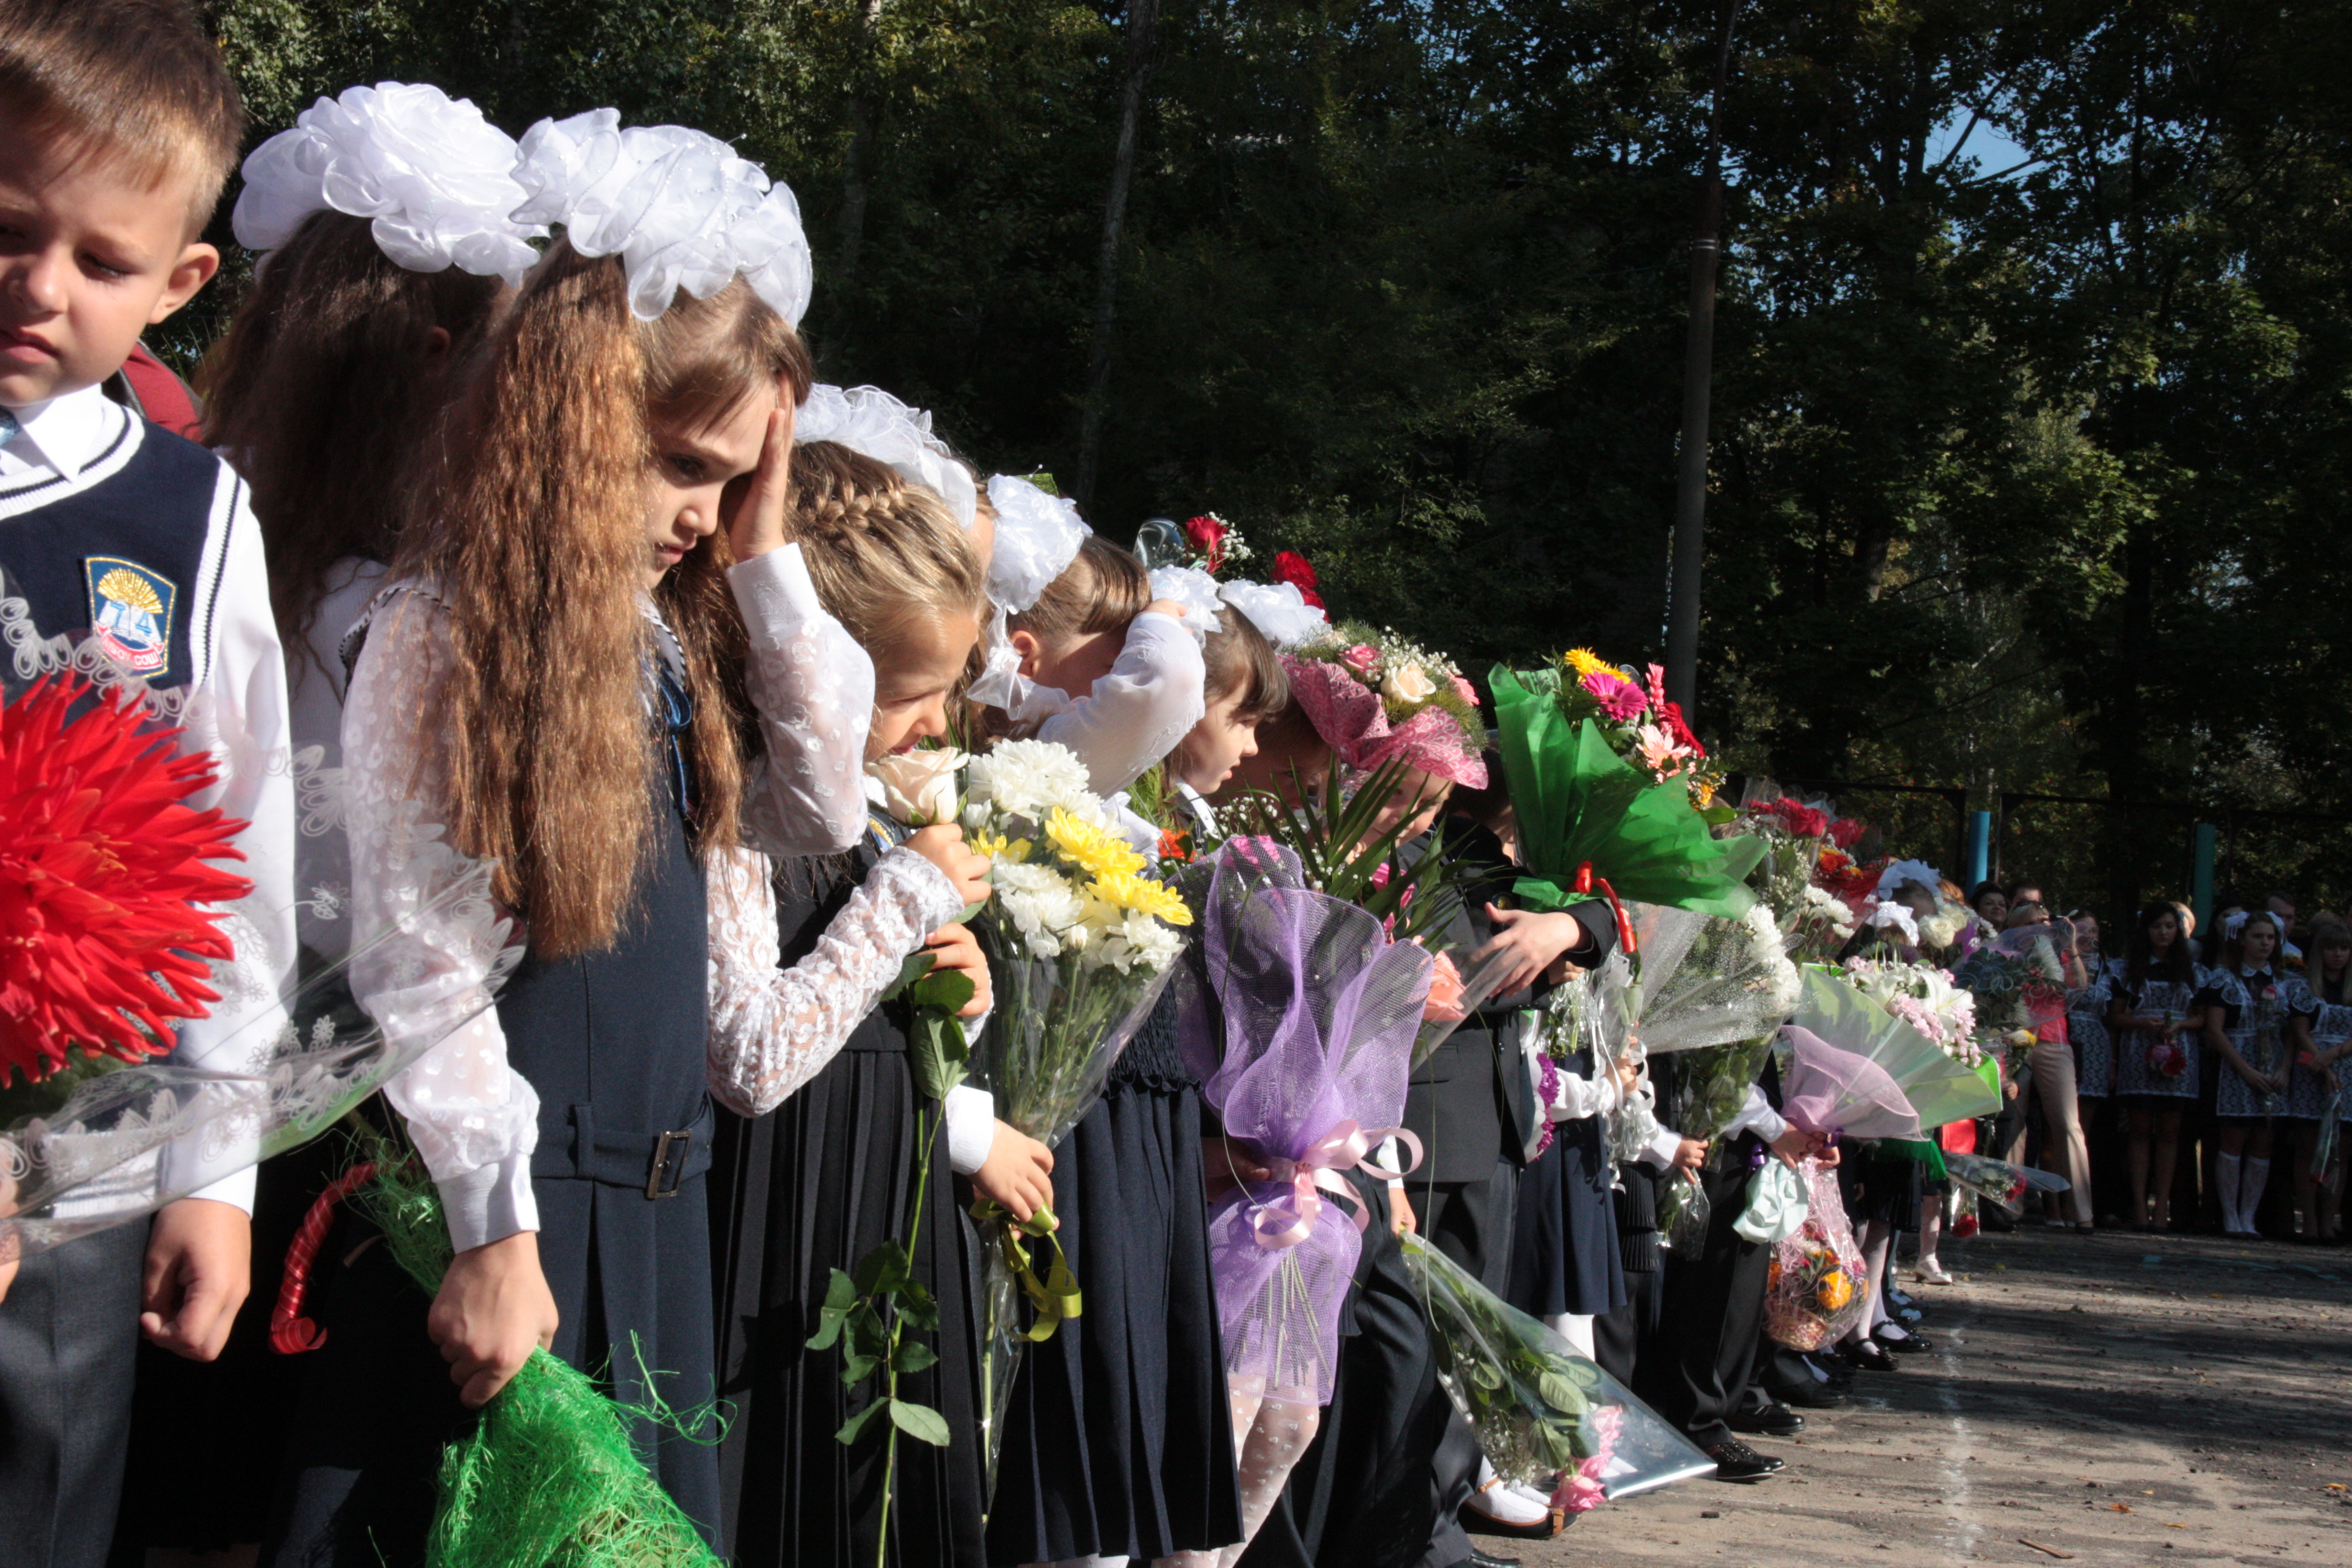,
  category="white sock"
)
[1544,1312,1596,1358]
[2241,1158,2272,1233]
[2218,1152,2244,1231]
